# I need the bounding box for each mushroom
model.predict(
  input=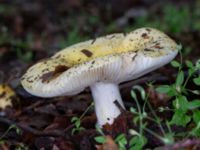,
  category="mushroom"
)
[0,84,17,109]
[21,27,179,127]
